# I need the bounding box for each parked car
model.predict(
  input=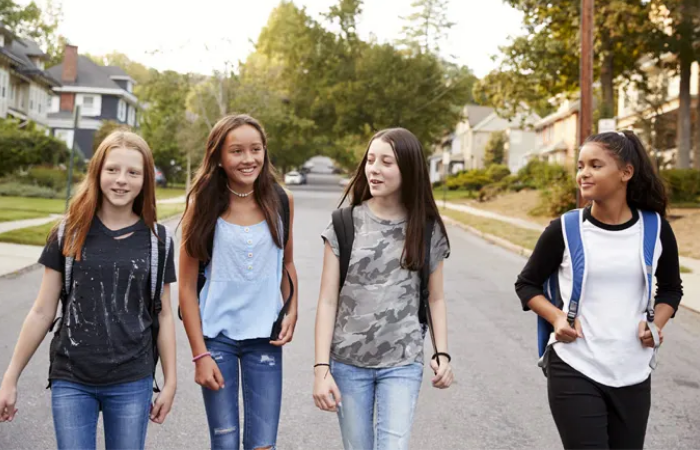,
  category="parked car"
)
[155,166,167,187]
[285,171,306,185]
